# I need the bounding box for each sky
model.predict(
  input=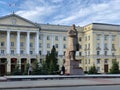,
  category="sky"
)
[0,0,120,26]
